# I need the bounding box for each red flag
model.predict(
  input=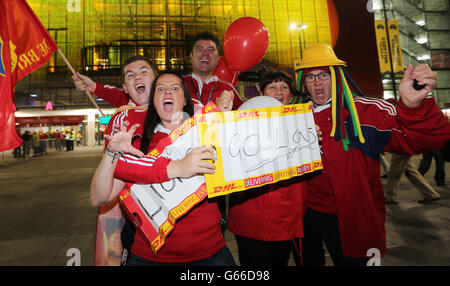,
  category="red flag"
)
[0,0,58,152]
